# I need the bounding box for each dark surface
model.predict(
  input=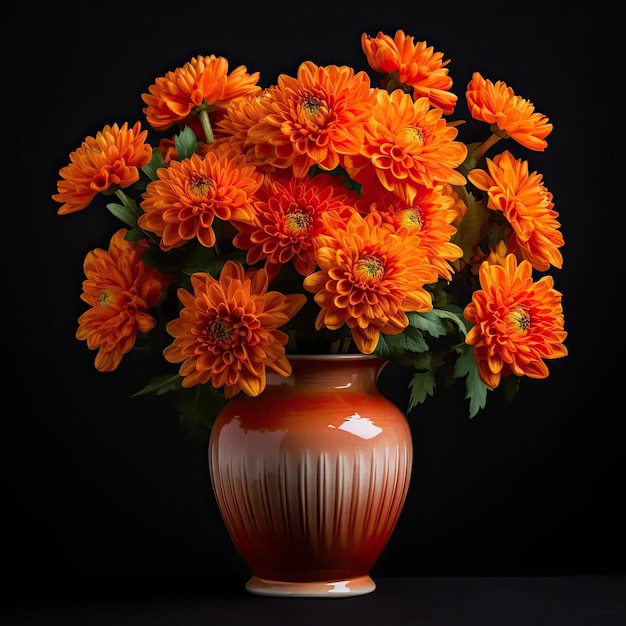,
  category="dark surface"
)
[3,577,625,626]
[7,0,621,596]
